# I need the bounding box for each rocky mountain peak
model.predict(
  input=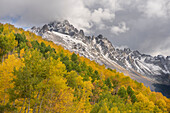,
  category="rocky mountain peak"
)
[79,29,84,37]
[97,34,103,39]
[41,24,49,33]
[31,20,85,38]
[30,20,170,87]
[63,20,70,25]
[166,56,170,60]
